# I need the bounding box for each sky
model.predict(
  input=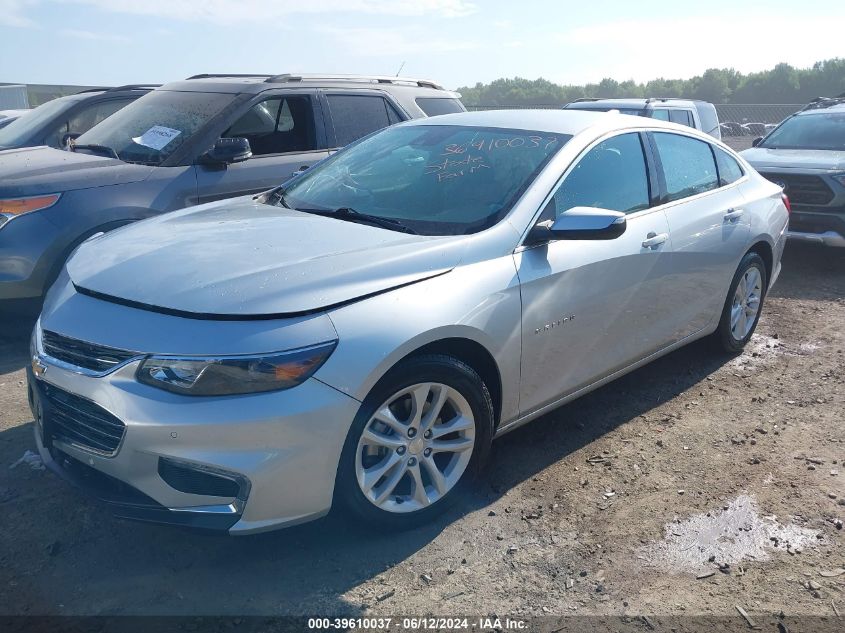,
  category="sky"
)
[1,0,843,90]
